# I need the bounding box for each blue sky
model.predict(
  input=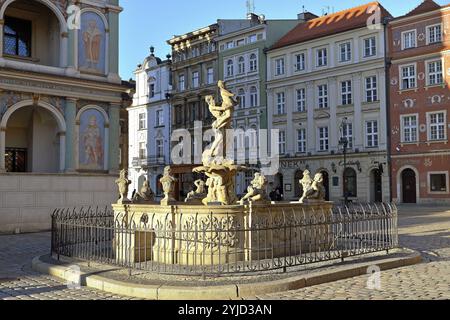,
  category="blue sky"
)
[119,0,449,79]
